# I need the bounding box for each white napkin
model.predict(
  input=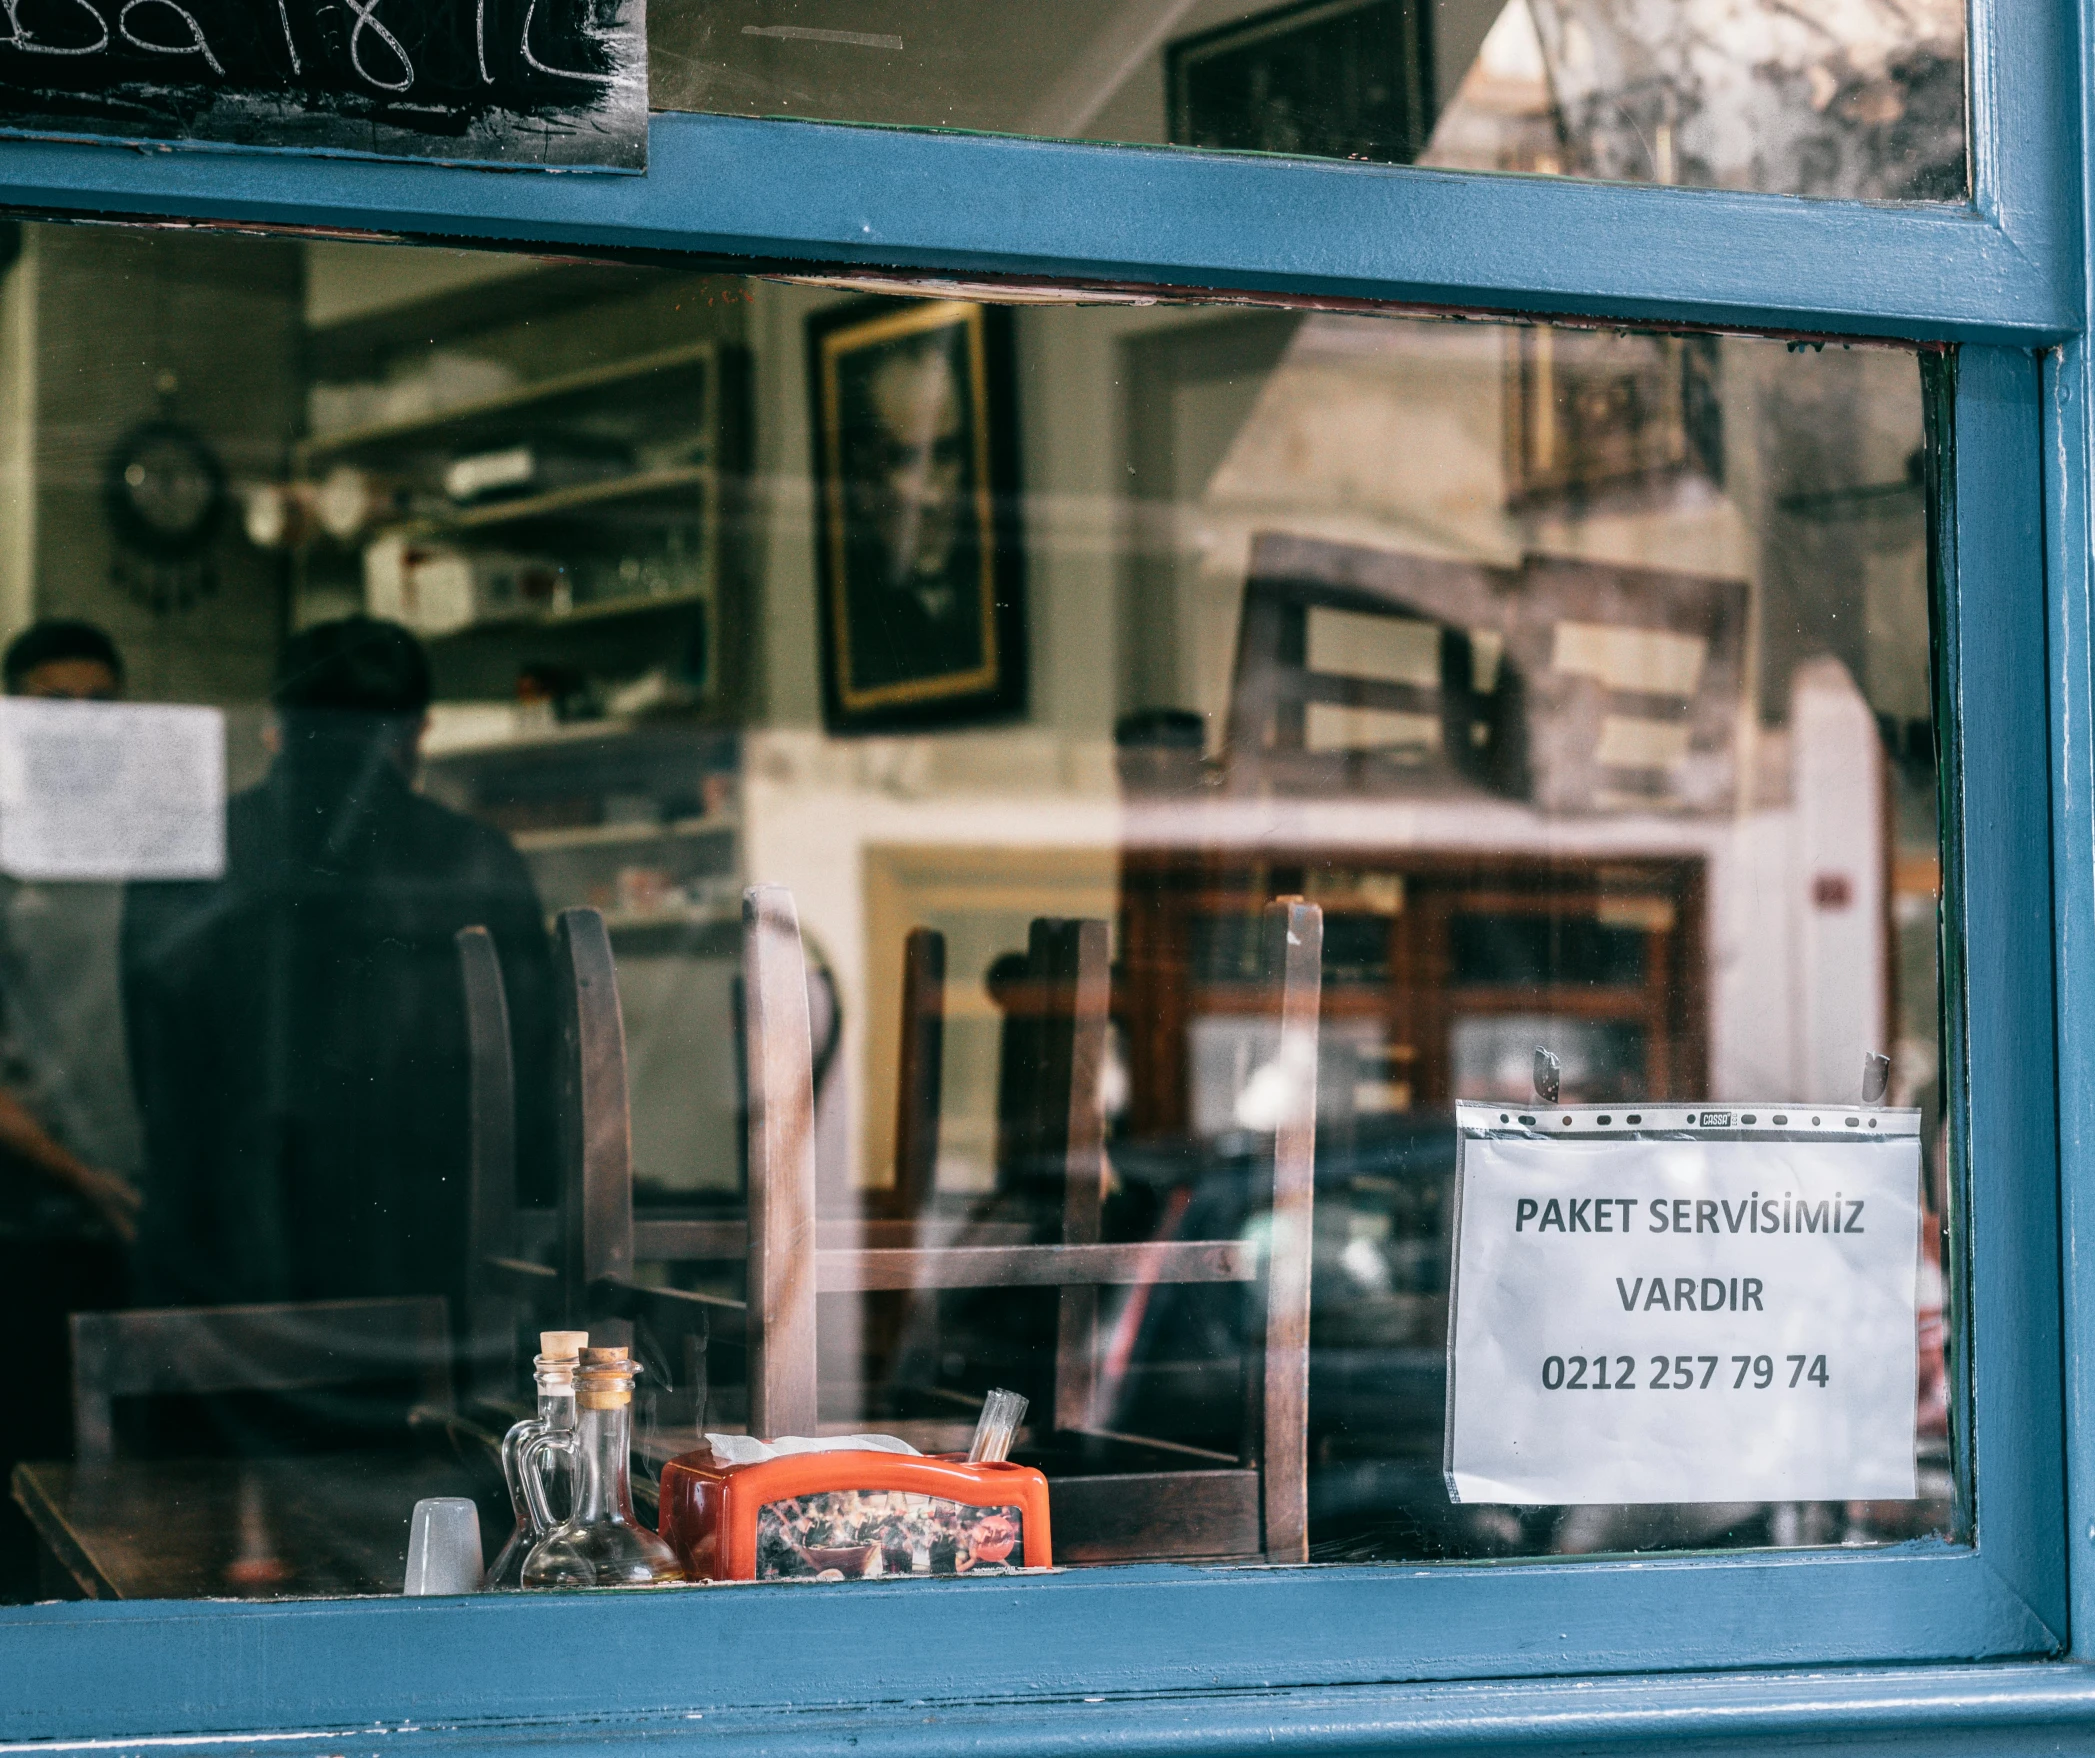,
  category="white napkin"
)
[703,1432,921,1466]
